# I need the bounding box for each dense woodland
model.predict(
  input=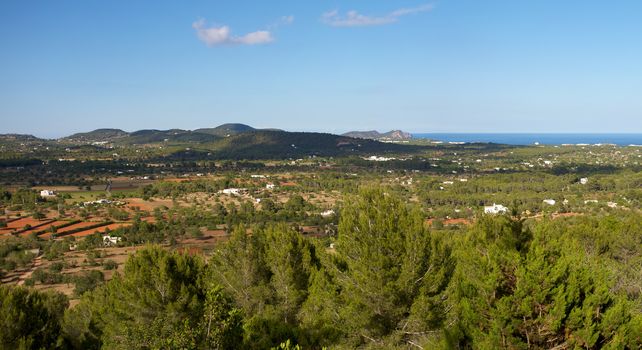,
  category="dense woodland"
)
[1,189,641,349]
